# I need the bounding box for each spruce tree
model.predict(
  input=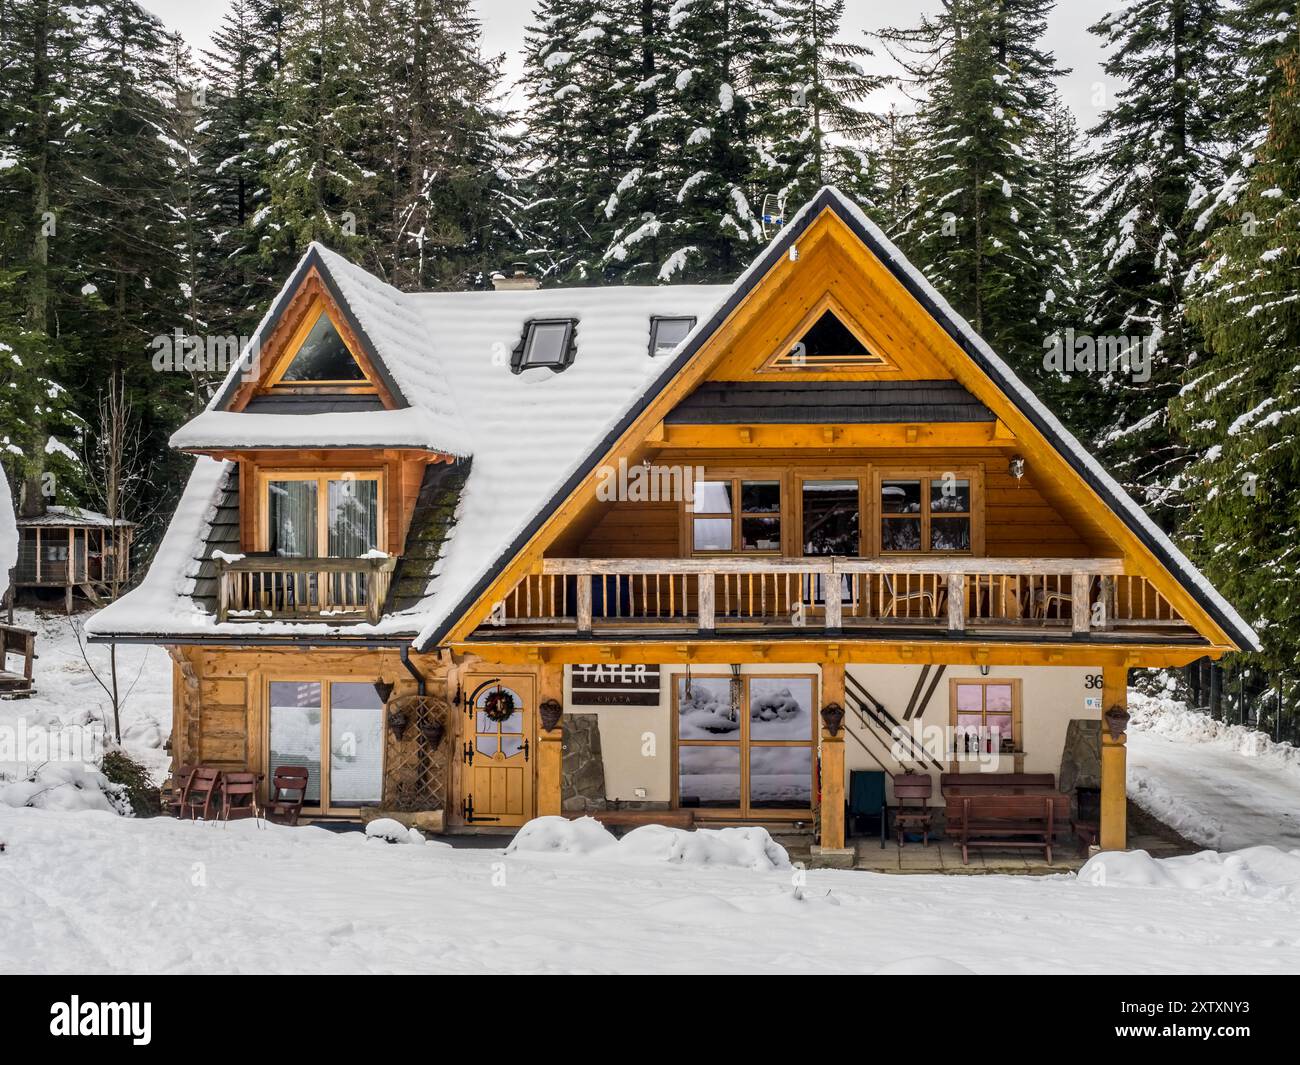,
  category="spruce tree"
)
[1084,0,1229,526]
[1175,51,1300,670]
[880,0,1063,384]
